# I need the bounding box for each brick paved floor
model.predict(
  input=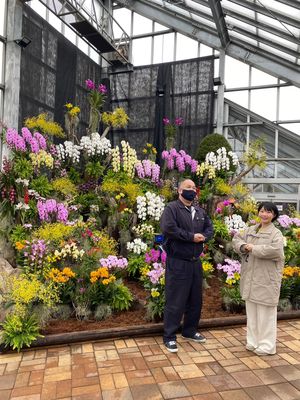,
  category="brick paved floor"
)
[0,319,300,400]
